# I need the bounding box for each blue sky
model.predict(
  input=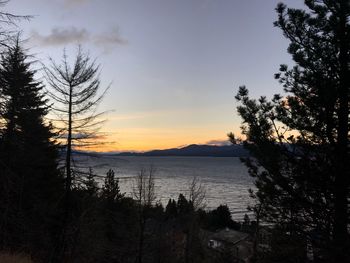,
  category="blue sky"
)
[6,0,304,151]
